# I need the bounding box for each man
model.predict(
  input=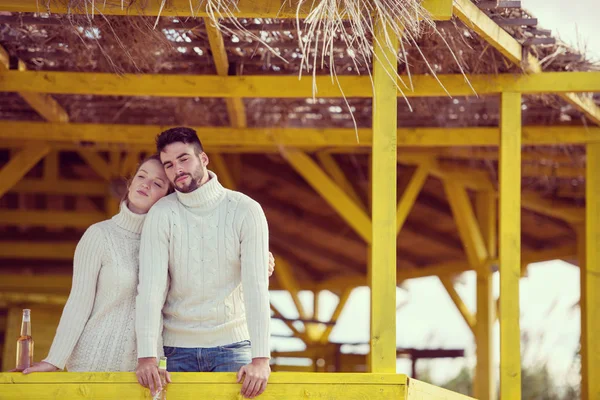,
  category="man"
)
[135,127,272,399]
